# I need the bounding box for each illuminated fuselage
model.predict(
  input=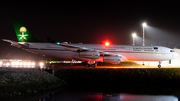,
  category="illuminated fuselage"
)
[21,42,179,62]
